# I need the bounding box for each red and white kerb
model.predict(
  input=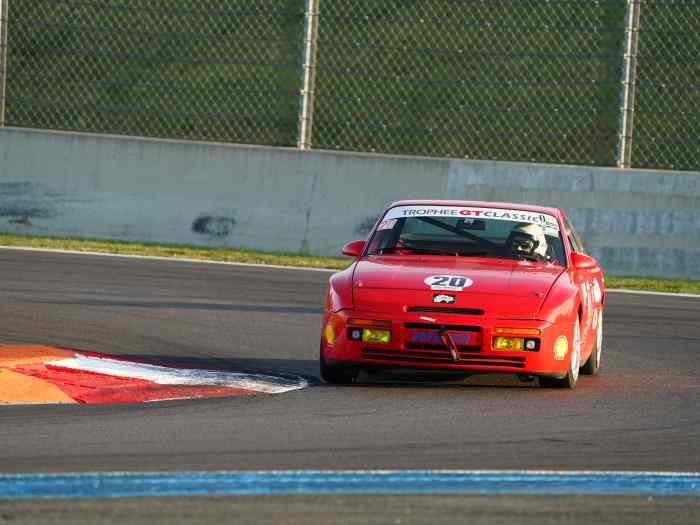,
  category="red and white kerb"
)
[0,345,307,405]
